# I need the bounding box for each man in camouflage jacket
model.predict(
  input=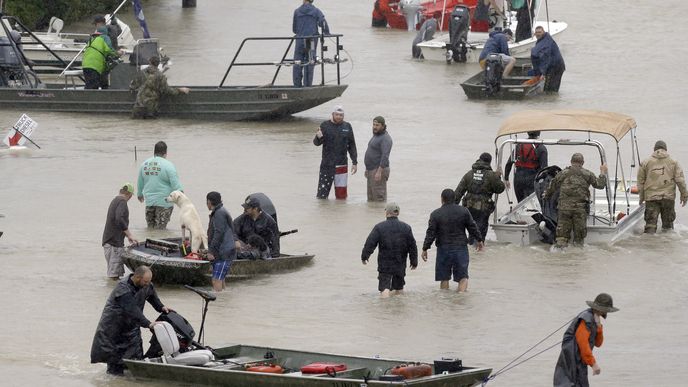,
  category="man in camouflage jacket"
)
[131,56,189,119]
